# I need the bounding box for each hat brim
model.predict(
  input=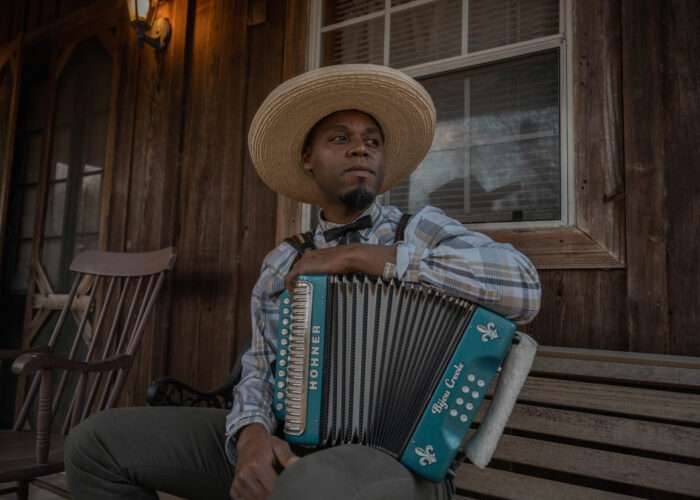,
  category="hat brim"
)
[248,64,436,205]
